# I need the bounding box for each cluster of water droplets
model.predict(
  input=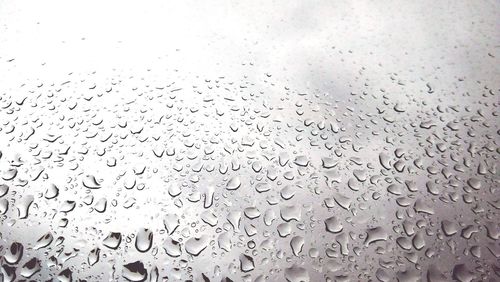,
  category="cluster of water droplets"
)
[0,67,498,282]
